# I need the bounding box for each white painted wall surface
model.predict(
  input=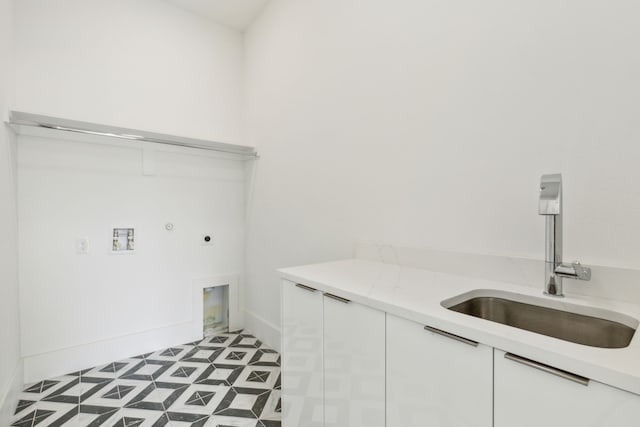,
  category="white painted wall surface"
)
[18,135,246,381]
[244,0,640,344]
[14,0,244,144]
[0,0,23,421]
